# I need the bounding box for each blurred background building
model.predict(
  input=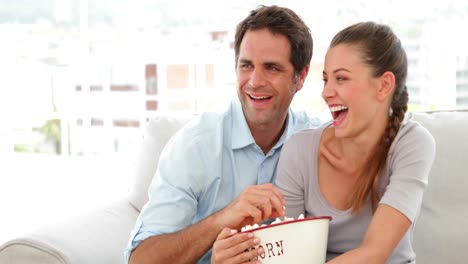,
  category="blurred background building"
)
[0,0,467,244]
[1,0,467,156]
